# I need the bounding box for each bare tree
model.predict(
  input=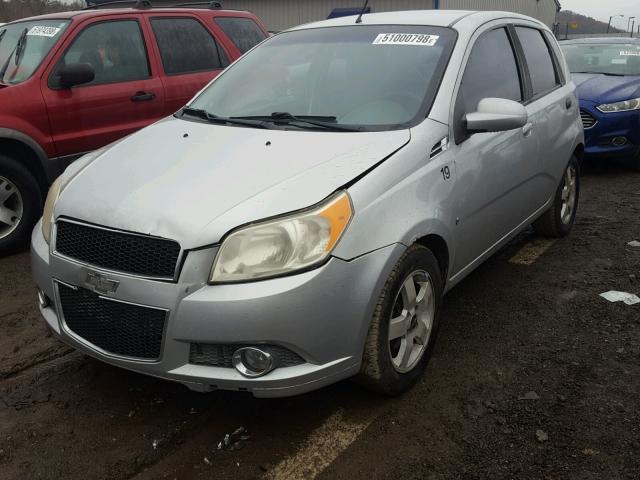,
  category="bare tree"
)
[0,0,85,23]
